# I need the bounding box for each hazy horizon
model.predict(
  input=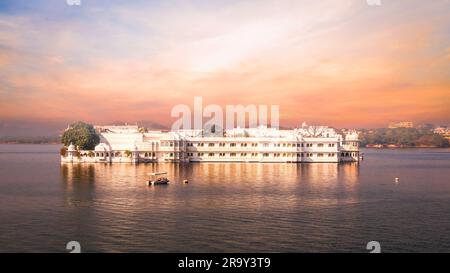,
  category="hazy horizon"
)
[0,118,448,137]
[1,0,449,136]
